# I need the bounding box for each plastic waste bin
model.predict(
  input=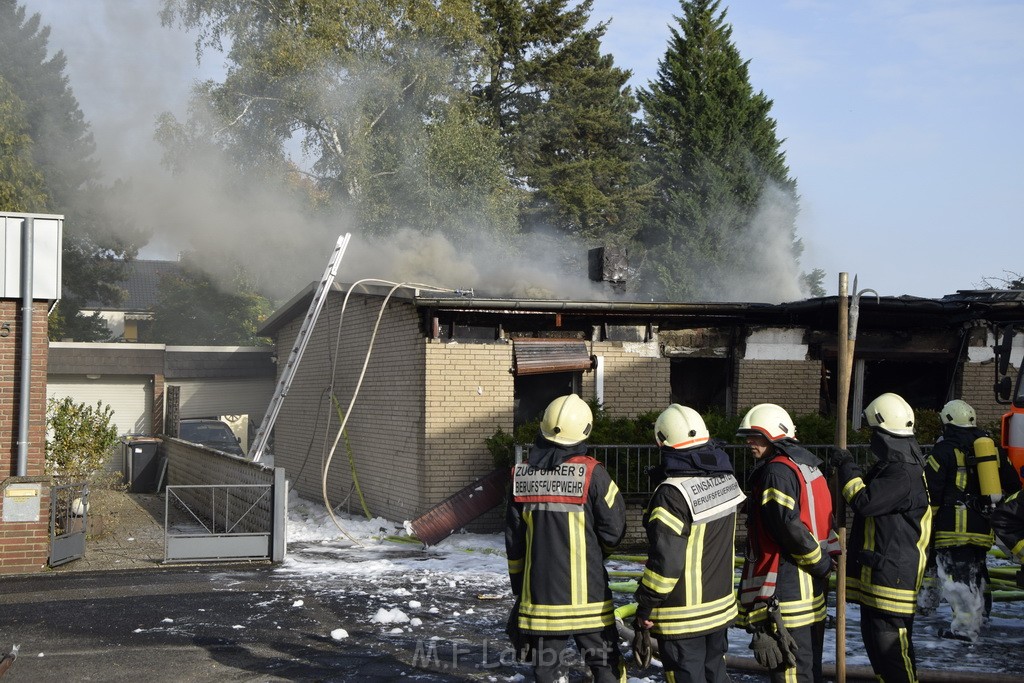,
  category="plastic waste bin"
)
[123,437,162,493]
